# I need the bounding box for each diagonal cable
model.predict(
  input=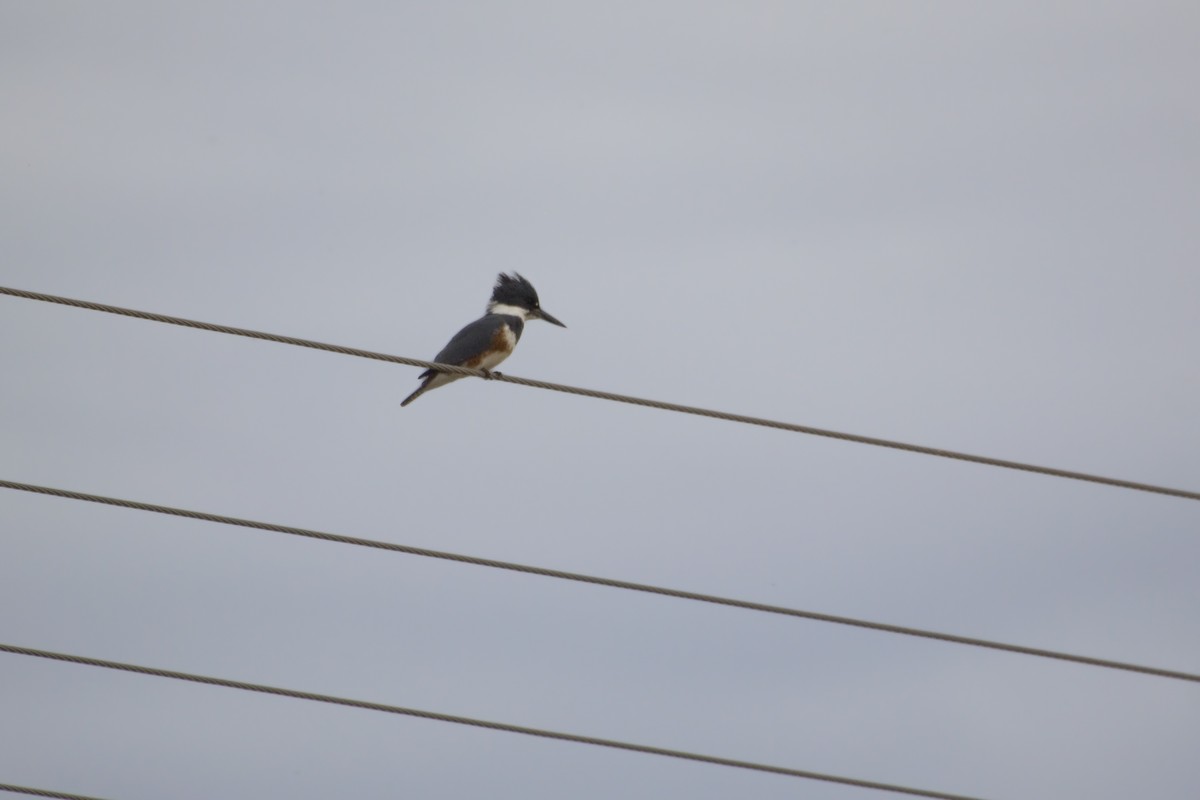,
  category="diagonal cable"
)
[0,642,989,800]
[4,480,1197,684]
[2,285,1197,502]
[0,786,111,800]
